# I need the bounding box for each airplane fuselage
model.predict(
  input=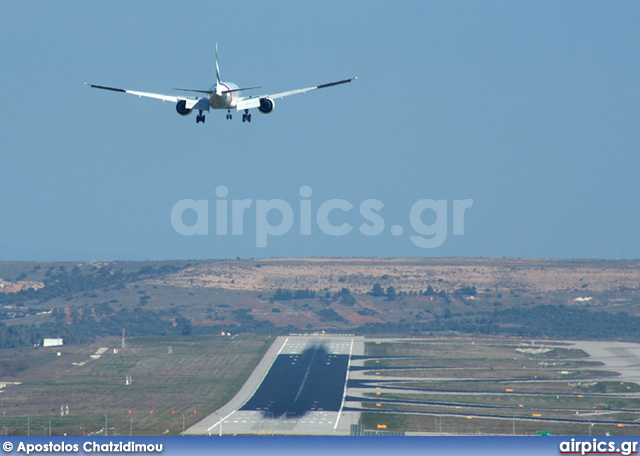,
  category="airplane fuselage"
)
[208,82,240,110]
